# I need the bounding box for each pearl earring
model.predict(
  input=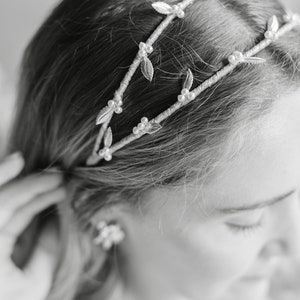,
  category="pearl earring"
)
[93,221,125,250]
